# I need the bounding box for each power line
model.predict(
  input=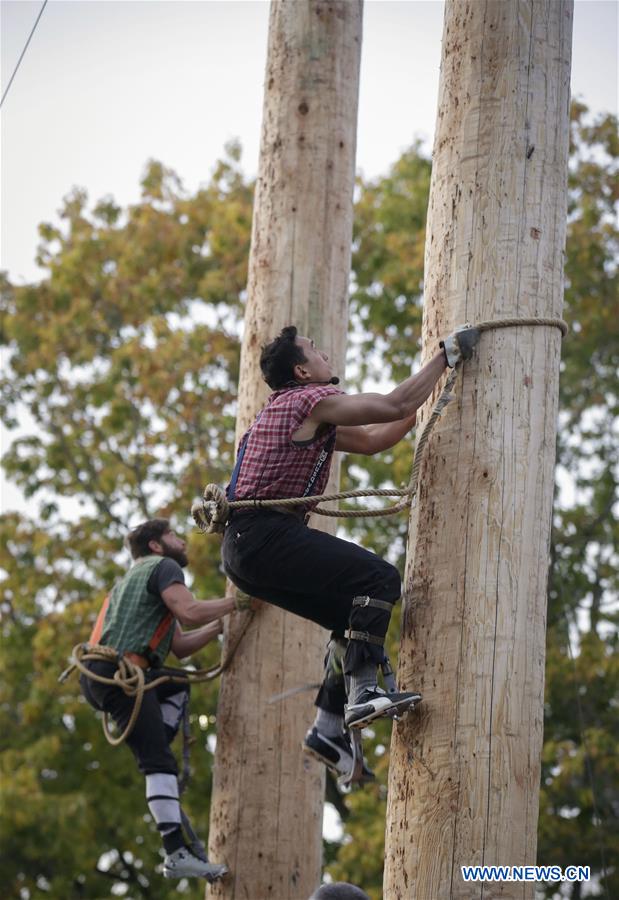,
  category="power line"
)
[0,0,48,110]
